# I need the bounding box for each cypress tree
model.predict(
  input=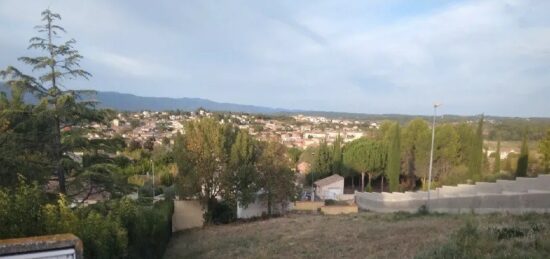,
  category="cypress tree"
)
[332,135,343,175]
[516,130,529,177]
[493,138,501,173]
[468,115,484,180]
[387,123,401,192]
[312,140,332,180]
